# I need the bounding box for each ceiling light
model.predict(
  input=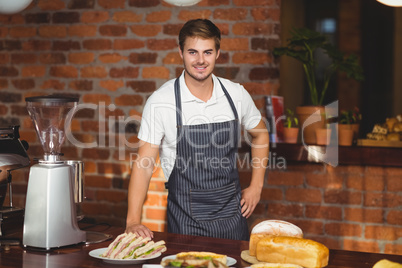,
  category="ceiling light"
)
[163,0,201,6]
[376,0,402,7]
[0,0,32,14]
